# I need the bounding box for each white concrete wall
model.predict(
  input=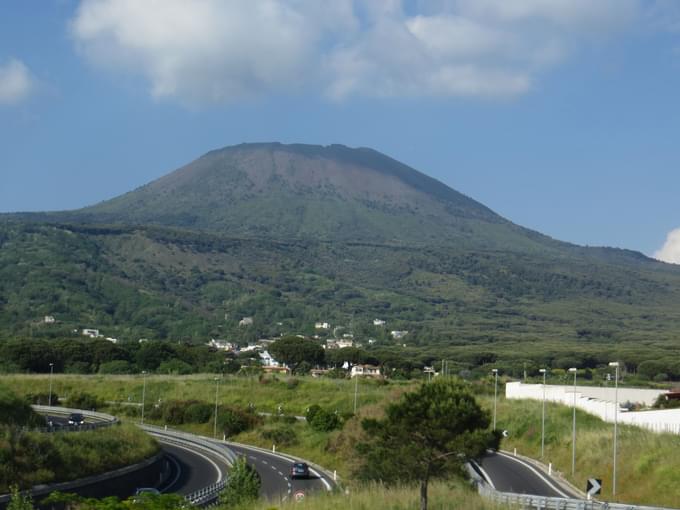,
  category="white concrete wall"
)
[506,382,680,434]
